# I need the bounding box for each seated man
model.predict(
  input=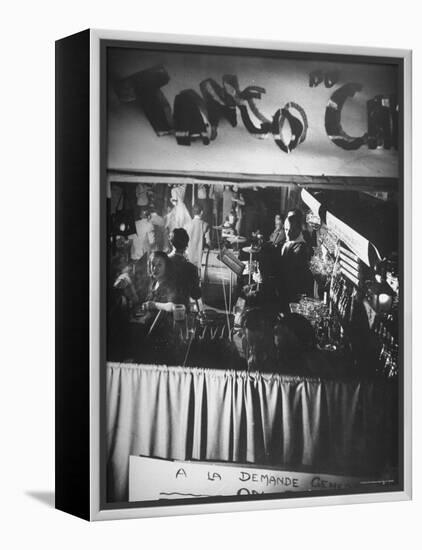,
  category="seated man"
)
[168,227,203,310]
